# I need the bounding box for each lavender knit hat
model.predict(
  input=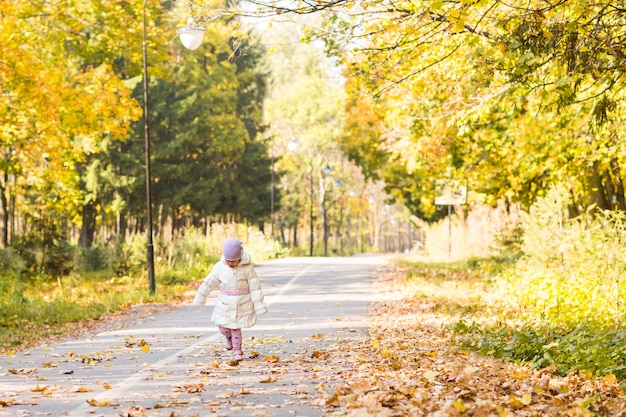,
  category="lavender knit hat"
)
[222,238,243,261]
